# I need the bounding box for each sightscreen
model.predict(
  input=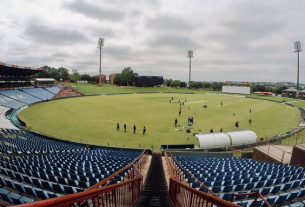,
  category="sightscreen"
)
[222,86,251,95]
